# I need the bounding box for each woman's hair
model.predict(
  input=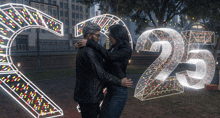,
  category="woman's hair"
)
[109,24,129,46]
